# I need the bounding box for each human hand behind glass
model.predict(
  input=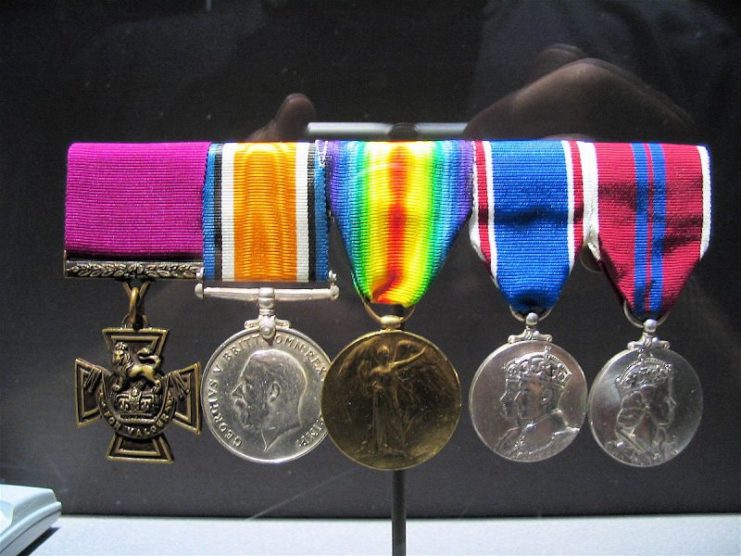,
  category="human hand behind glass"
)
[250,44,695,143]
[465,44,696,142]
[246,93,316,141]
